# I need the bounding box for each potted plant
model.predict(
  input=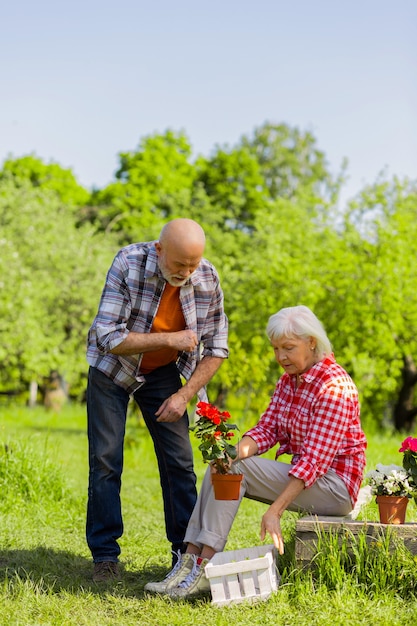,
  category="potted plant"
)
[400,436,417,505]
[365,463,416,524]
[191,401,242,499]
